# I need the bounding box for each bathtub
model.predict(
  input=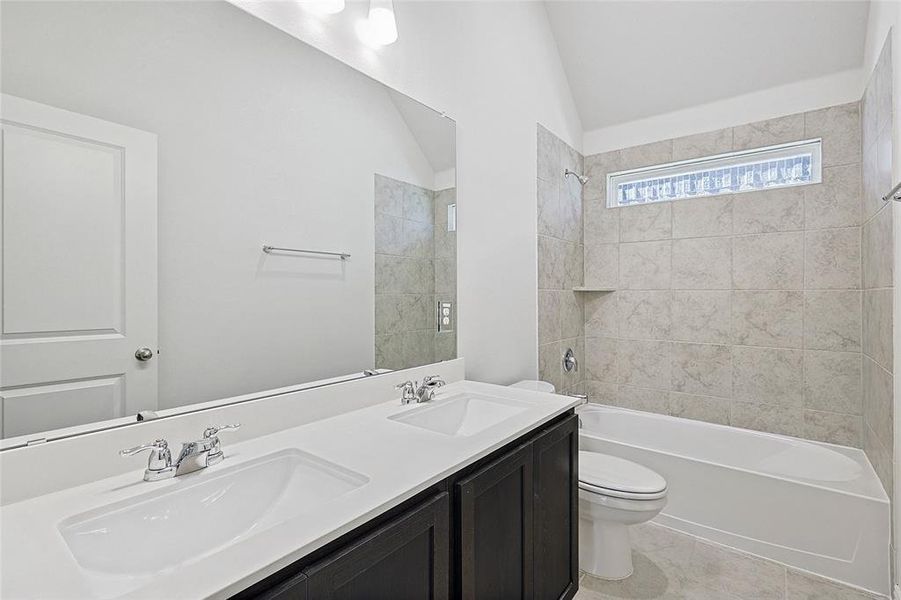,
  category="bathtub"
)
[577,404,891,596]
